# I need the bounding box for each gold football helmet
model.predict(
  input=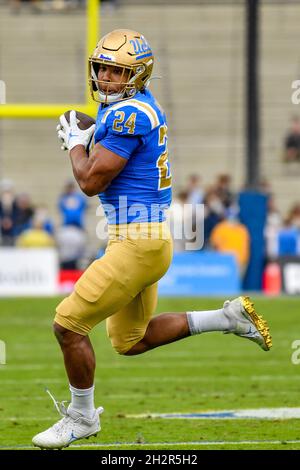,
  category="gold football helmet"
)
[88,29,154,104]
